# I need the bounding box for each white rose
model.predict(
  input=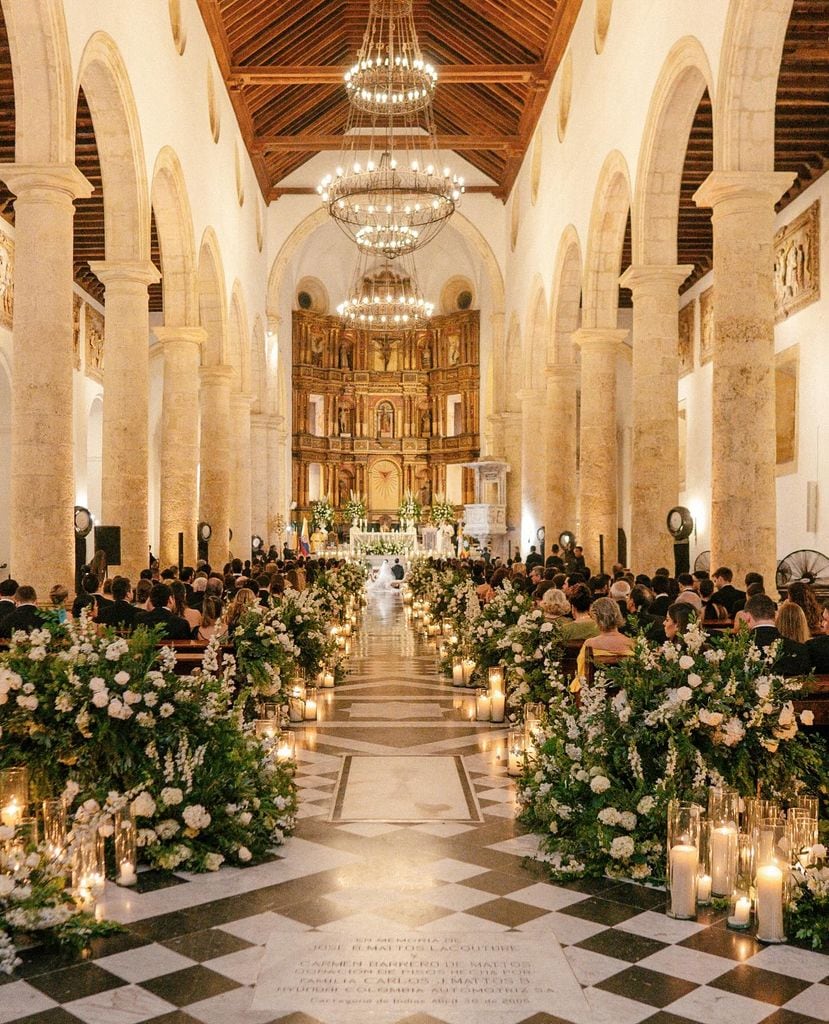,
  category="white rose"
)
[205,852,225,871]
[91,689,110,708]
[810,843,827,861]
[238,811,252,826]
[123,690,142,705]
[237,846,252,862]
[699,708,724,727]
[761,737,779,752]
[778,702,795,727]
[590,775,611,794]
[0,825,14,842]
[114,671,130,686]
[687,673,703,689]
[0,875,14,897]
[89,677,107,692]
[131,791,157,818]
[678,655,694,670]
[675,686,693,703]
[800,710,815,726]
